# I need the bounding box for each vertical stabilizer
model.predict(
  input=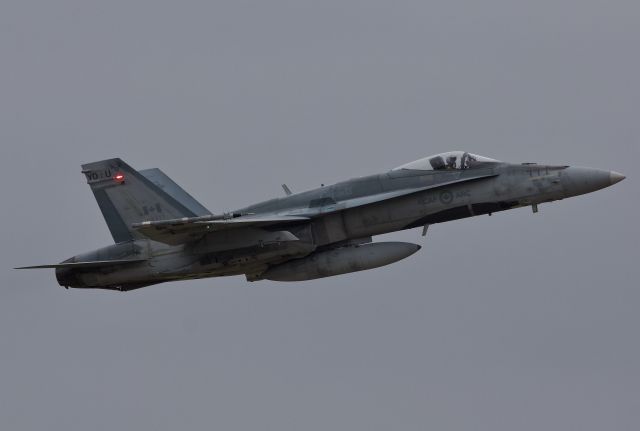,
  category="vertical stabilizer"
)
[82,158,202,243]
[139,168,211,216]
